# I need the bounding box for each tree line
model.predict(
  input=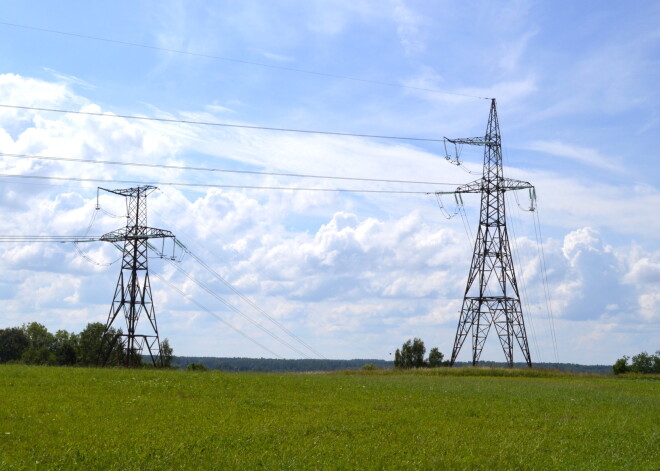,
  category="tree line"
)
[172,356,393,372]
[0,322,173,367]
[612,351,660,374]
